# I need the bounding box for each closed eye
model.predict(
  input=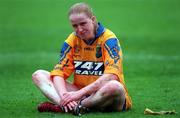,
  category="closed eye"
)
[80,22,87,26]
[72,24,77,28]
